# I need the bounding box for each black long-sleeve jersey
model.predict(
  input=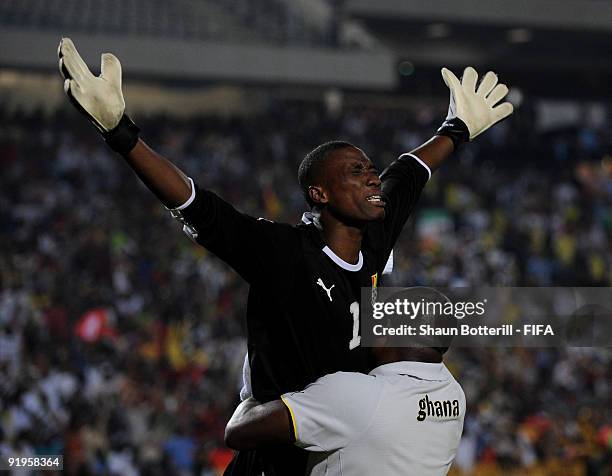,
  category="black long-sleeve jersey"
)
[173,153,430,475]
